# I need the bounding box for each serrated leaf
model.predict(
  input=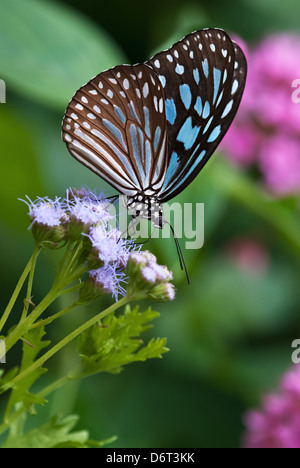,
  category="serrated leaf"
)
[77,306,168,376]
[0,0,126,109]
[2,413,115,448]
[5,326,50,415]
[133,338,169,361]
[3,414,83,448]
